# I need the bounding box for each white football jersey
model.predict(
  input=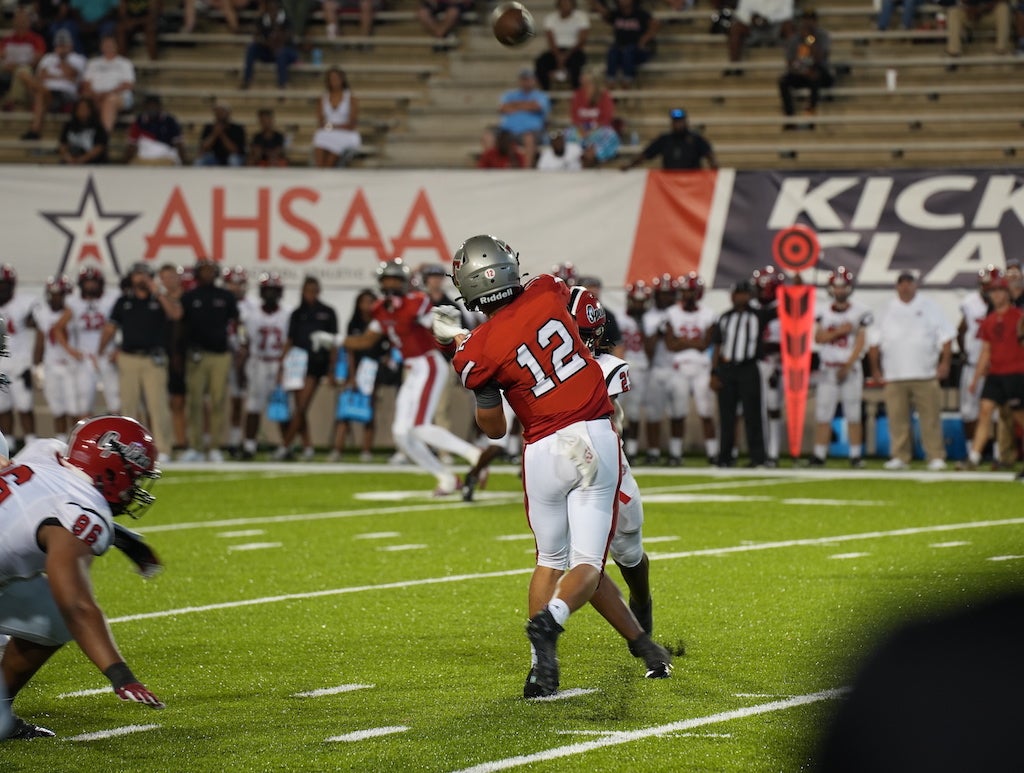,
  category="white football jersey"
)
[33,304,74,367]
[618,313,646,368]
[665,304,715,366]
[815,302,873,365]
[66,292,119,355]
[0,439,114,585]
[596,352,630,399]
[641,307,673,368]
[243,303,291,360]
[958,291,989,365]
[231,297,259,351]
[0,294,40,372]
